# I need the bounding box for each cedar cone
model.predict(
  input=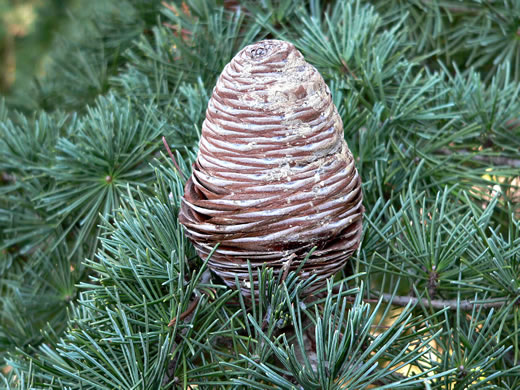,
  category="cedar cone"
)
[179,40,363,296]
